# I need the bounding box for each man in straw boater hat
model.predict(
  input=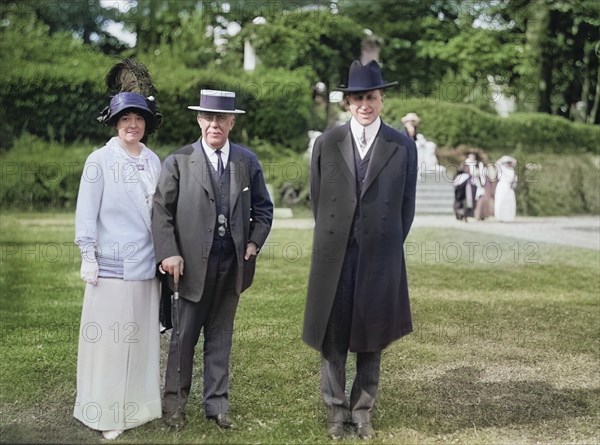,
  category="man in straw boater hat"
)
[152,90,273,430]
[303,60,418,440]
